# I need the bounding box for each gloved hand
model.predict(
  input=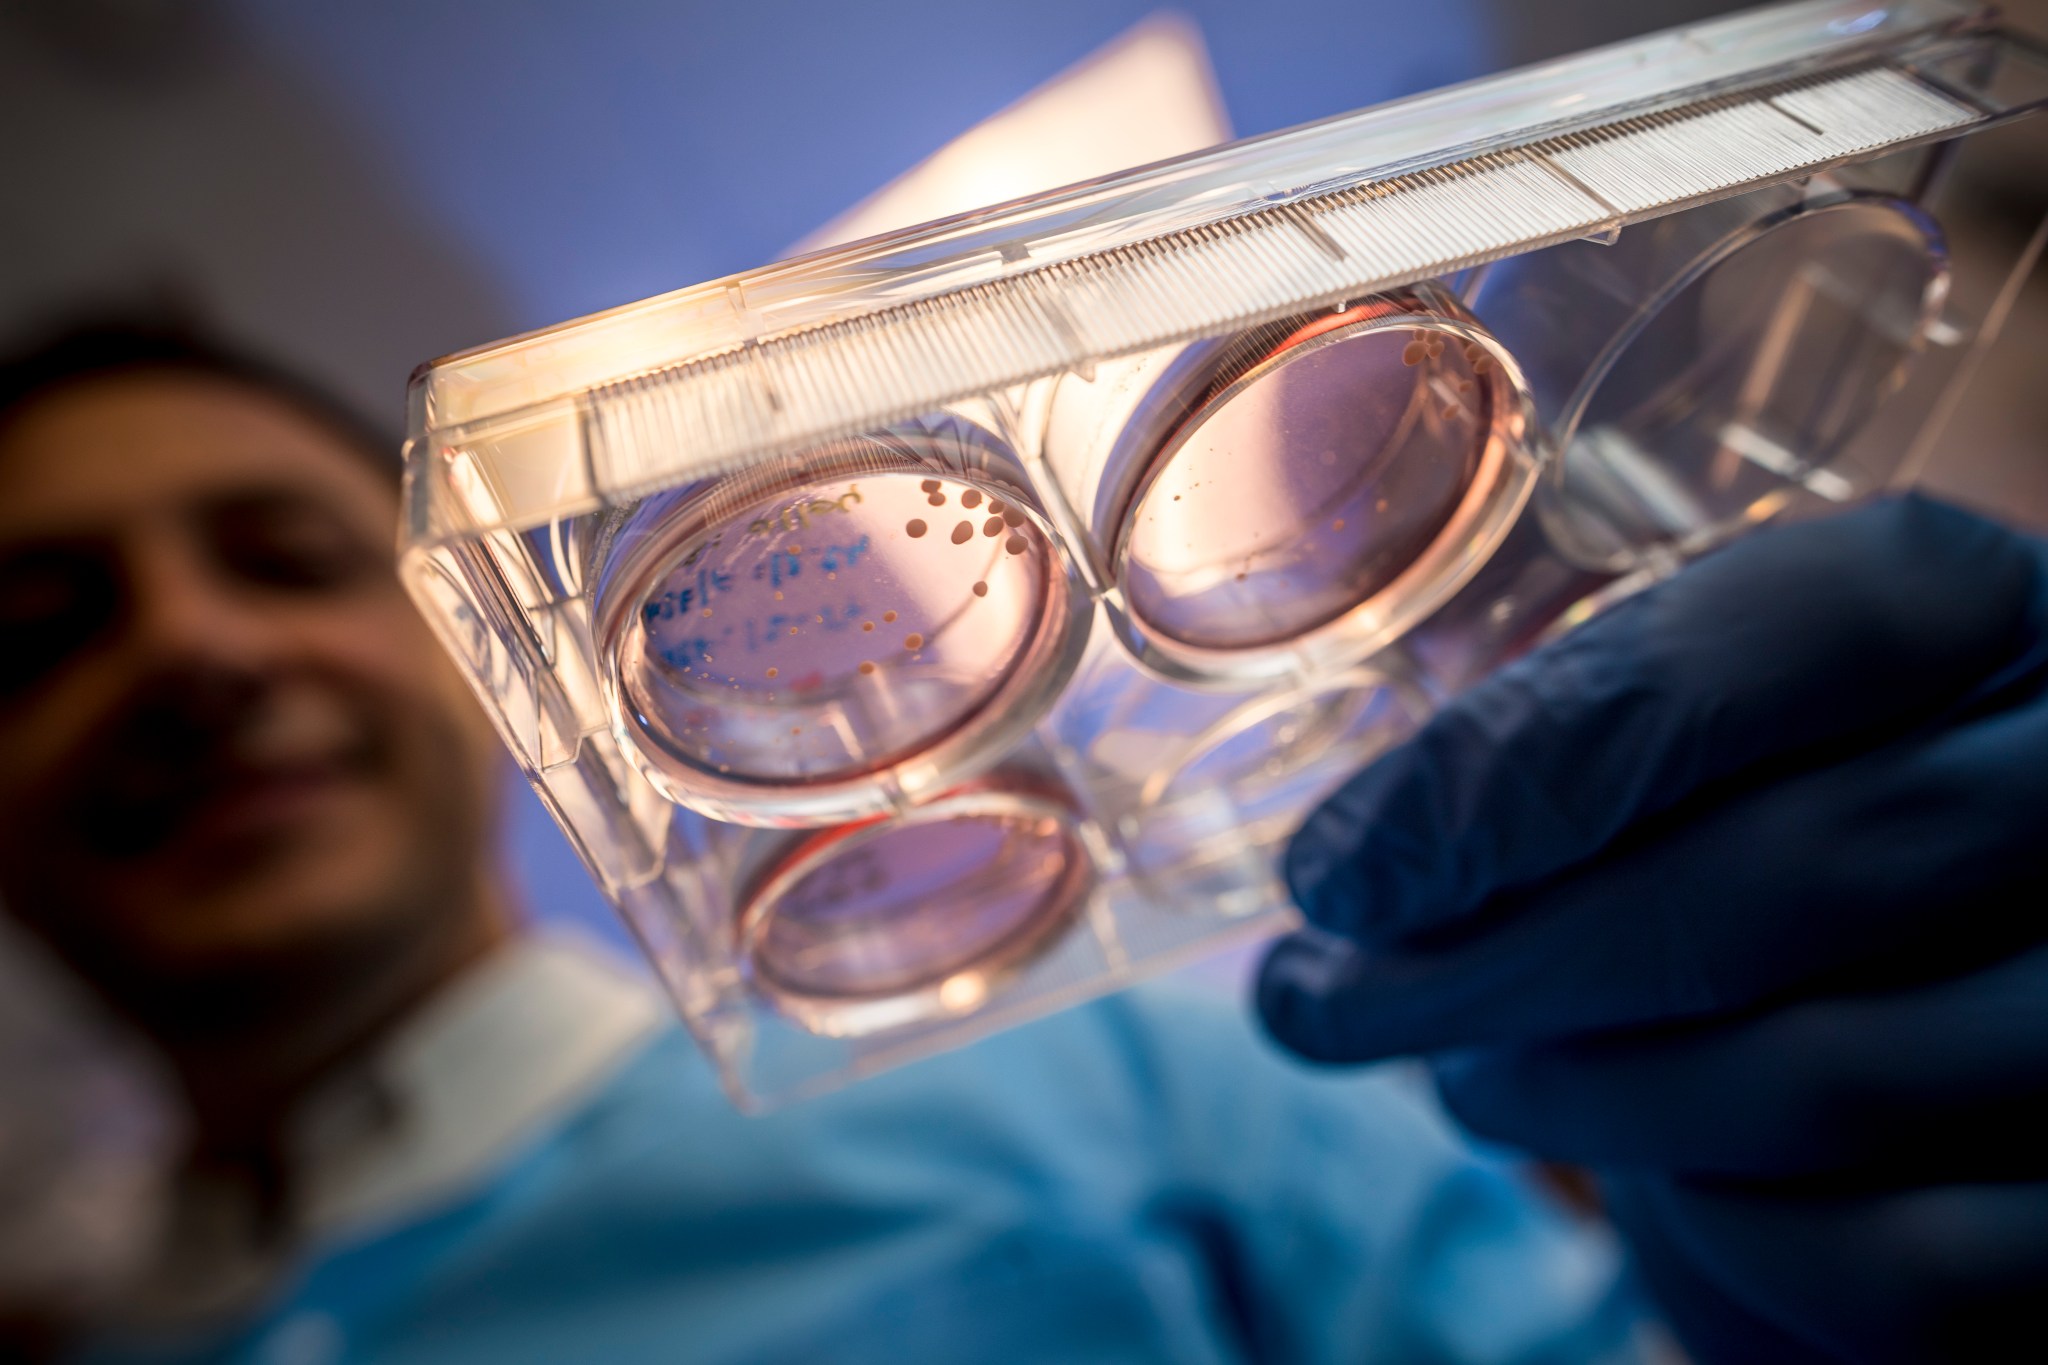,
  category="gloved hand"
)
[1255,494,2048,1364]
